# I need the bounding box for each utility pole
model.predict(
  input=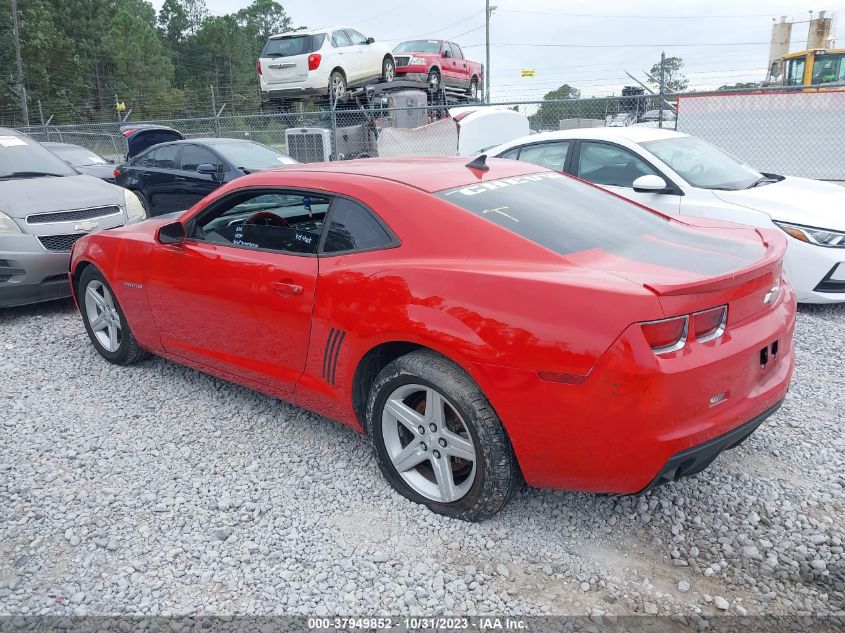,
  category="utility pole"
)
[485,1,495,103]
[658,51,665,129]
[10,0,29,125]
